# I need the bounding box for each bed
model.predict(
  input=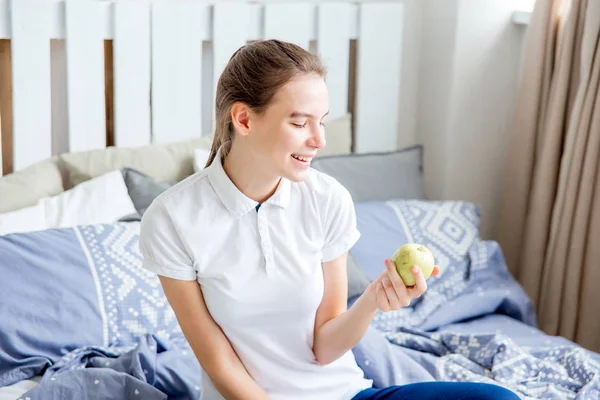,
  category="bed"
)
[1,1,599,399]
